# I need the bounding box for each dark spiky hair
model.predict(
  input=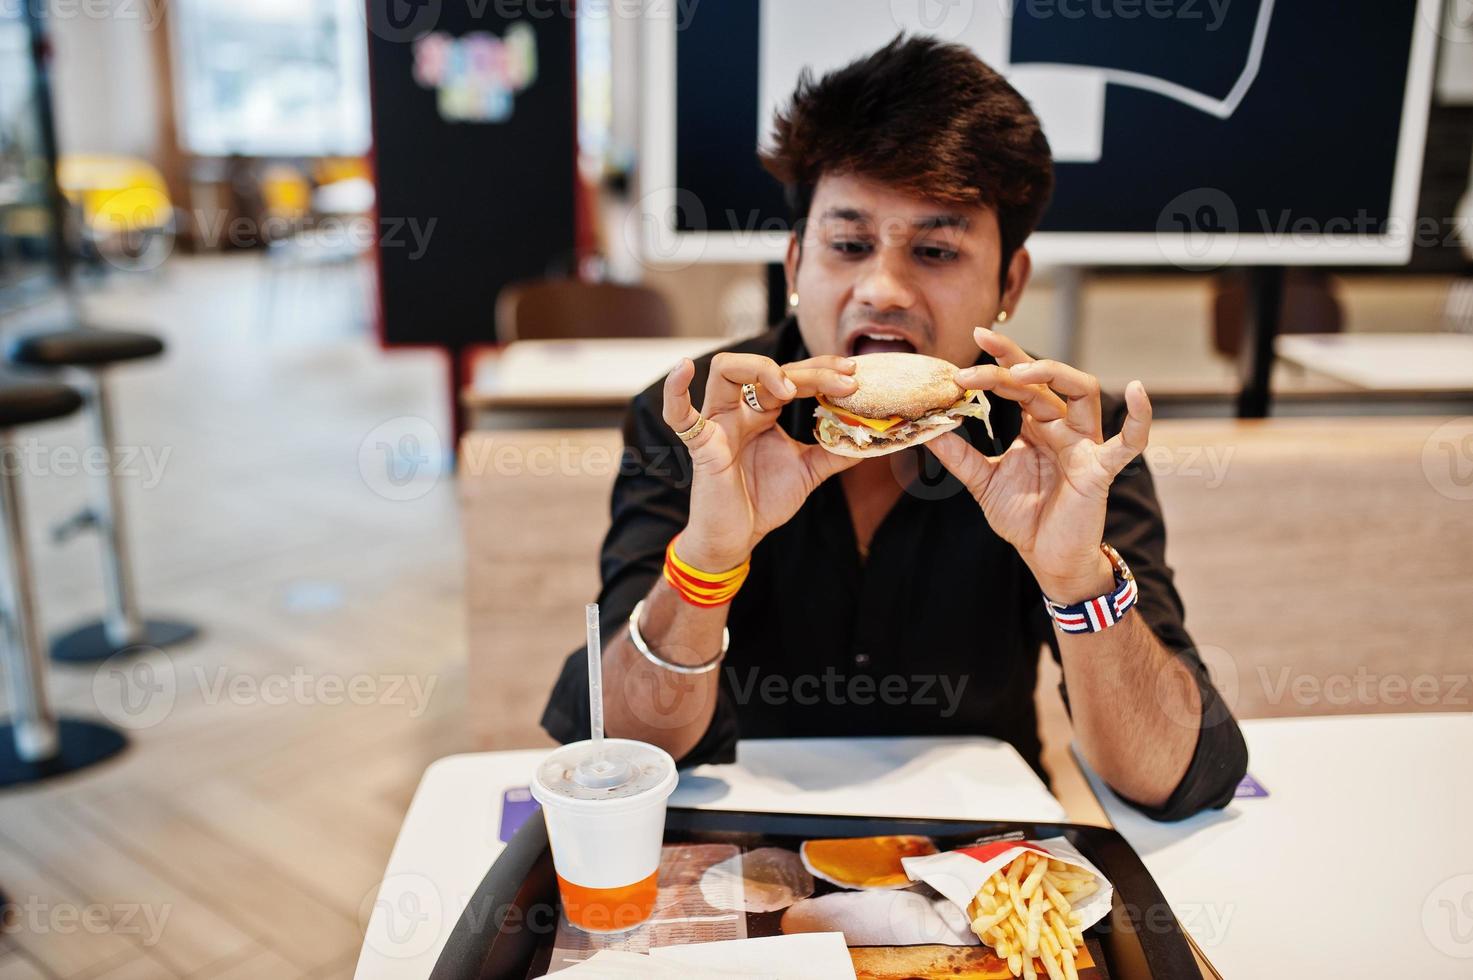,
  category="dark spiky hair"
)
[759,34,1054,282]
